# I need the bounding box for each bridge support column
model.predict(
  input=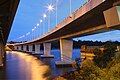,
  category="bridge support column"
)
[23,45,27,52]
[18,46,22,51]
[14,46,18,50]
[0,41,4,67]
[41,42,54,58]
[28,45,33,53]
[34,44,42,54]
[56,39,73,66]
